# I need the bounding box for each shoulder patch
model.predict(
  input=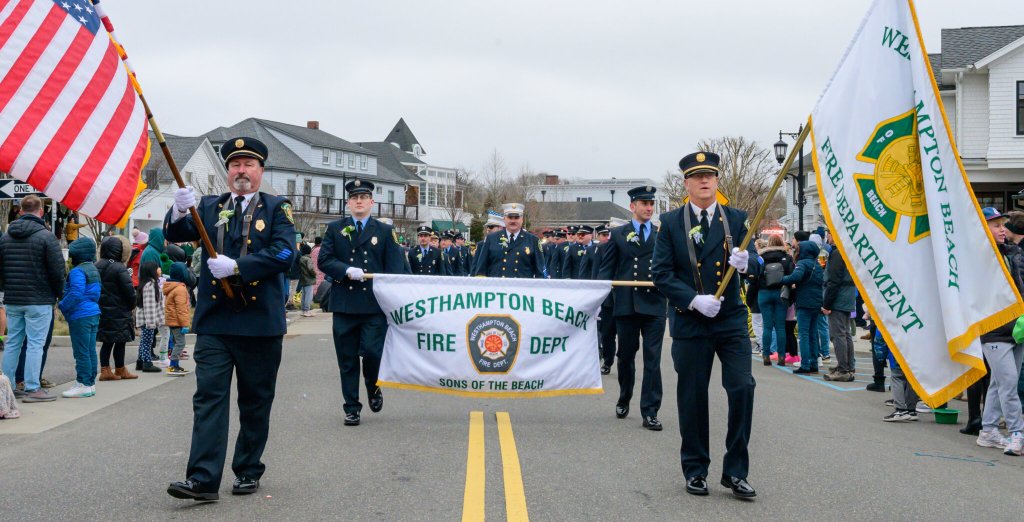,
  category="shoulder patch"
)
[281,202,294,224]
[392,230,399,244]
